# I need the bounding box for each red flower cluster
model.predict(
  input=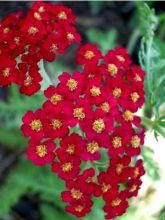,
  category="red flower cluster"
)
[21,43,145,219]
[0,2,80,95]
